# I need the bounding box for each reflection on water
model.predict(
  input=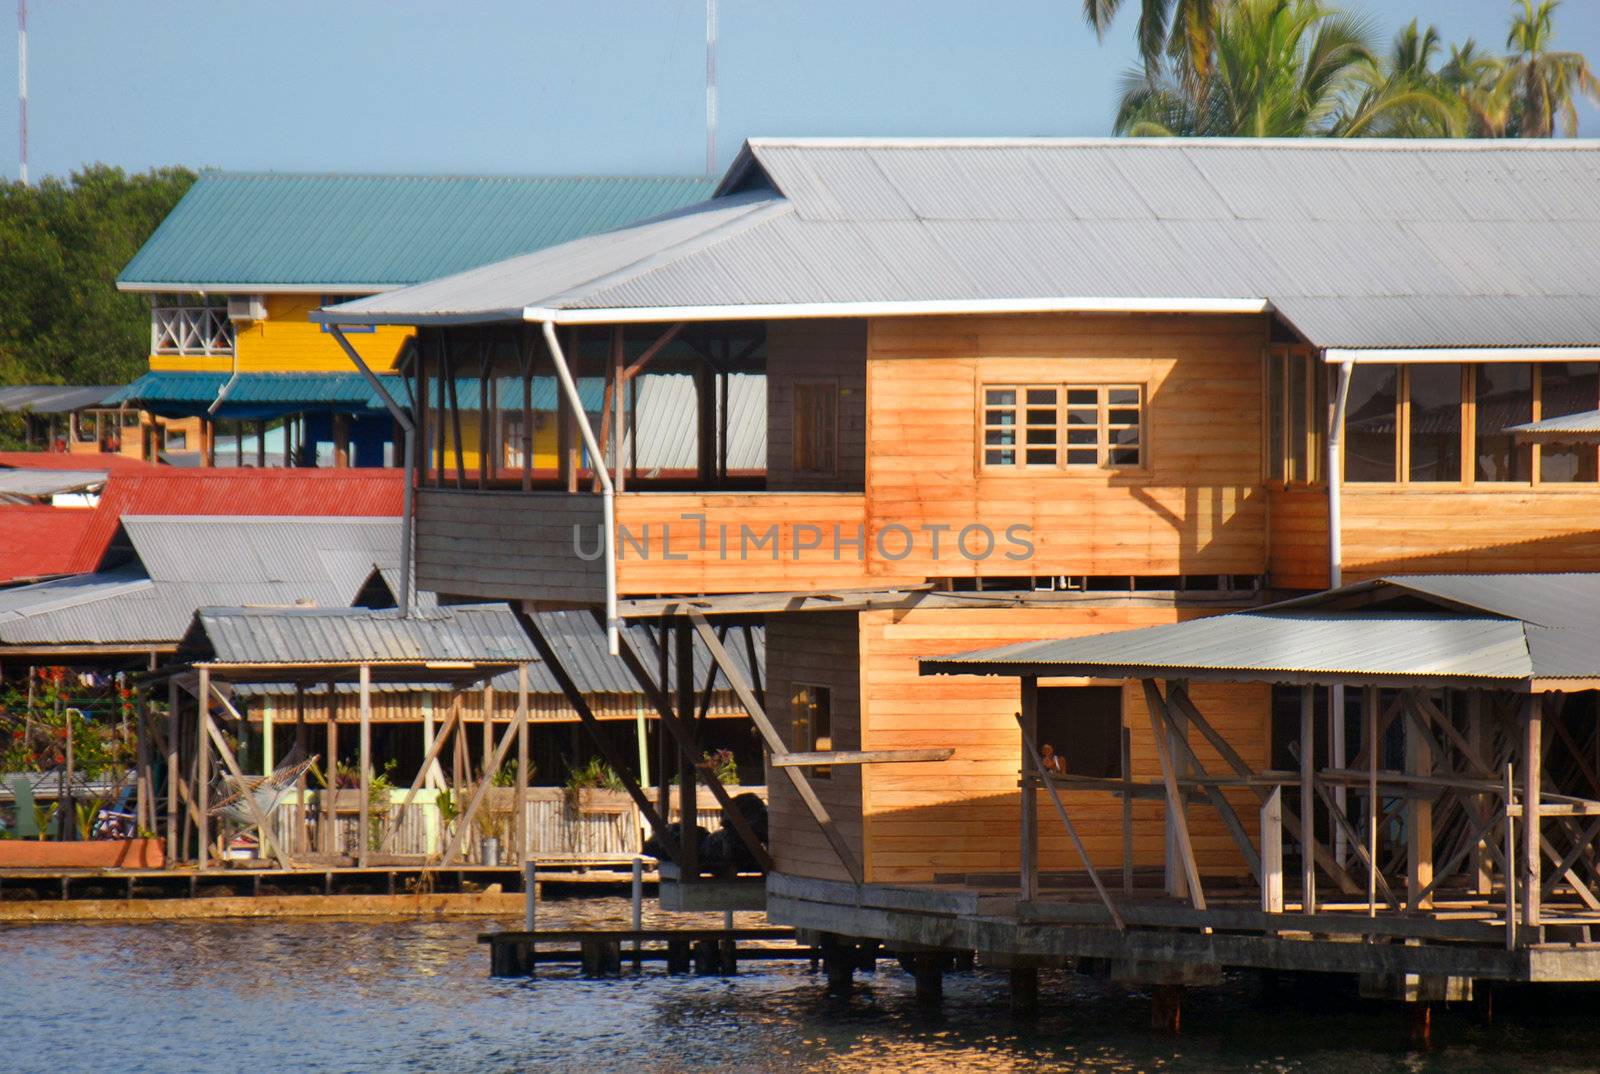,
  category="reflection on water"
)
[4,897,1600,1073]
